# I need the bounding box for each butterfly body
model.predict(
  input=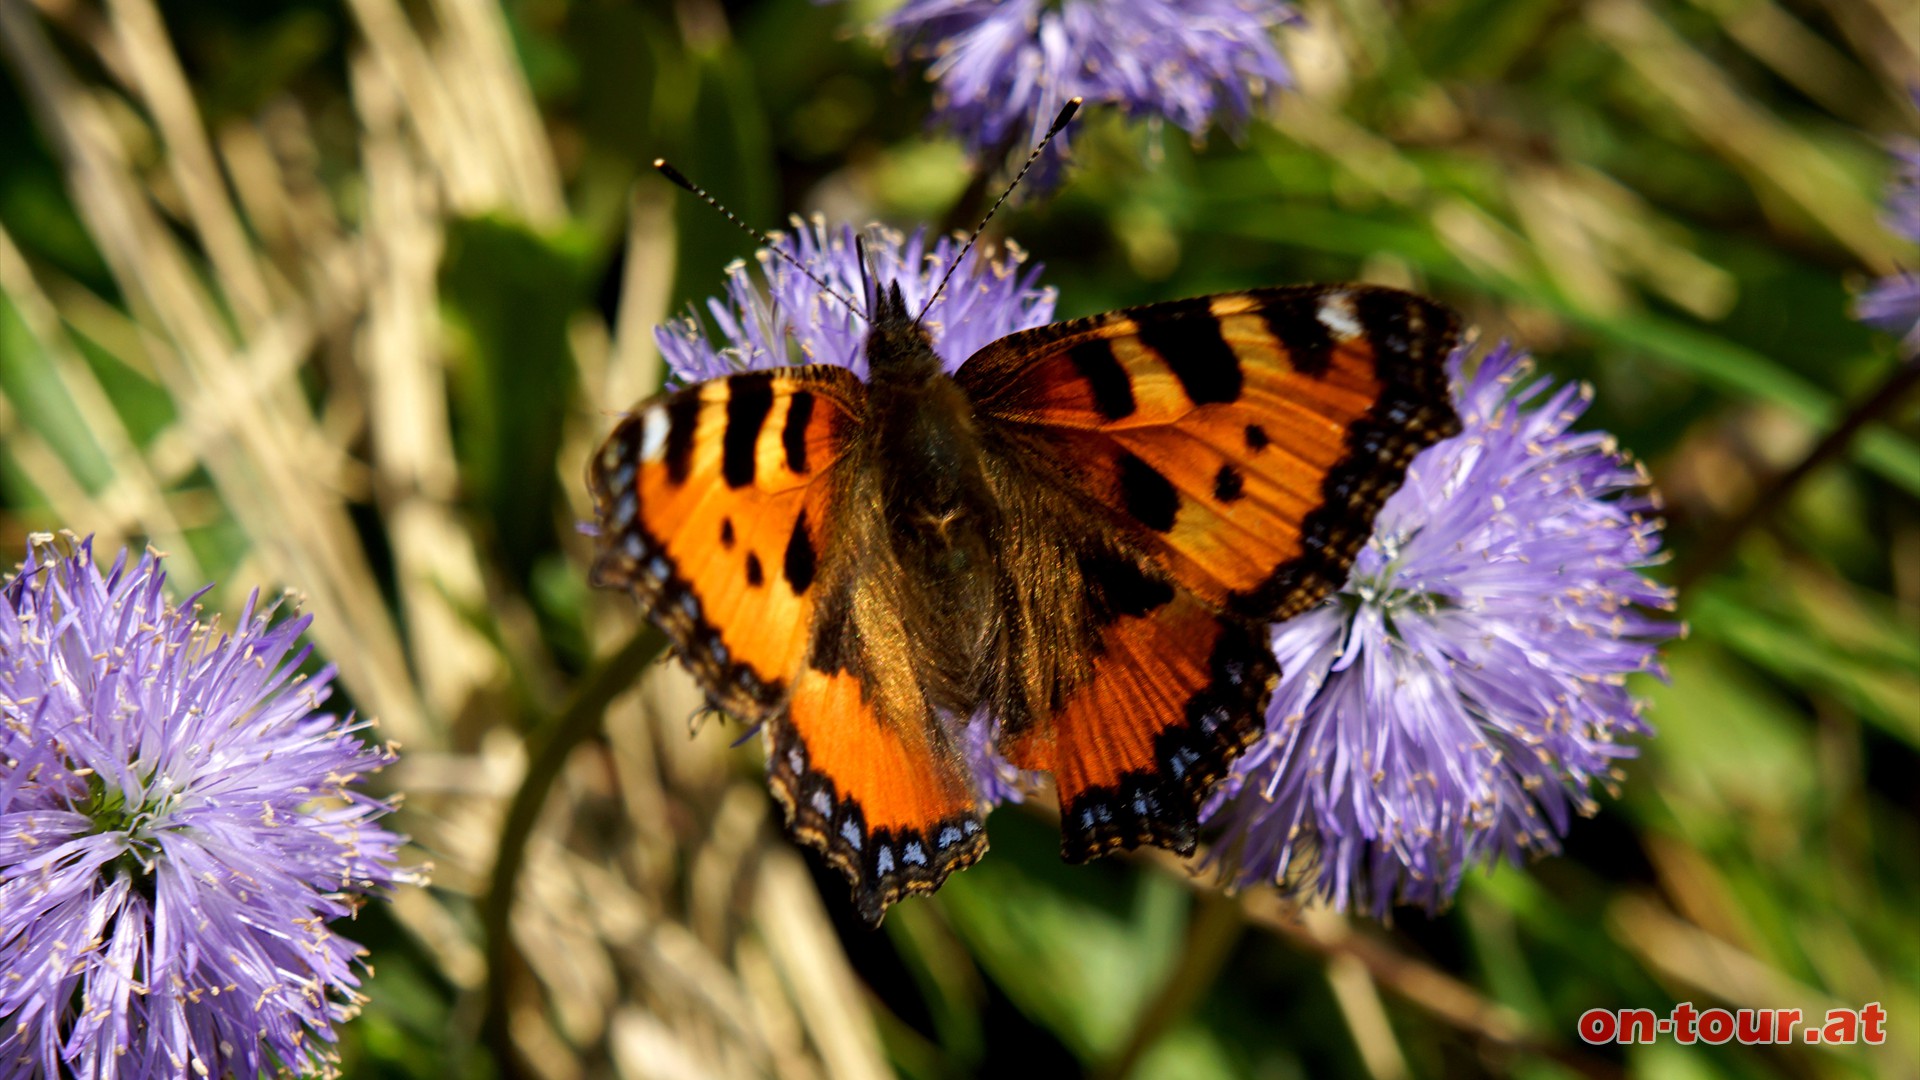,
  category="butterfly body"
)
[591,279,1461,923]
[855,291,1005,717]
